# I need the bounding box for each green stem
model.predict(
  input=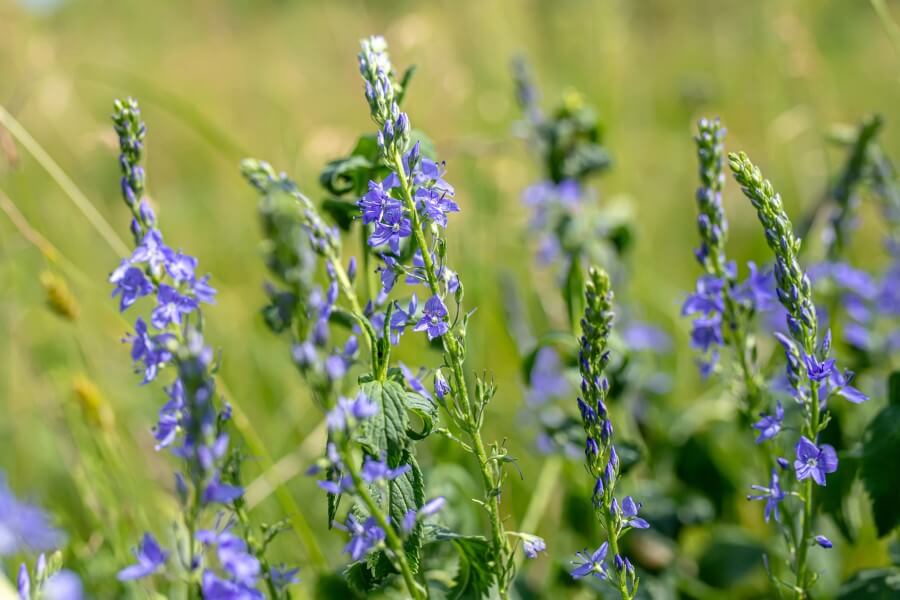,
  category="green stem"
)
[389,148,510,597]
[794,380,821,597]
[513,456,562,572]
[605,524,631,600]
[343,449,427,600]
